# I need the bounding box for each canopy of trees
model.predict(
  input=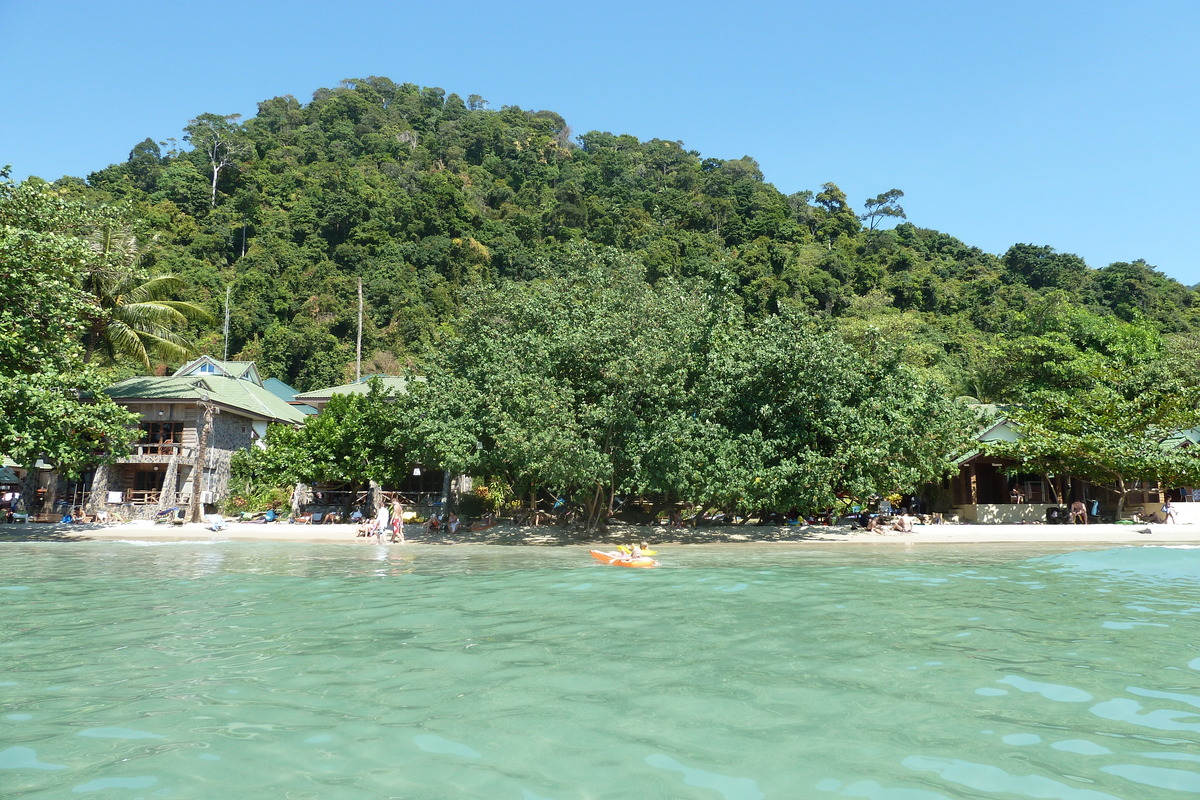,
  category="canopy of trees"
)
[61,76,1196,396]
[9,75,1200,508]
